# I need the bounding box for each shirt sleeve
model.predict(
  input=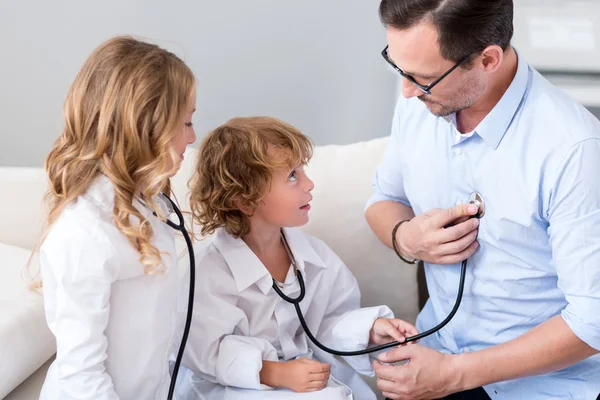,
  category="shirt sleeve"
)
[312,243,394,376]
[366,96,412,210]
[547,138,600,351]
[180,253,278,390]
[40,226,121,400]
